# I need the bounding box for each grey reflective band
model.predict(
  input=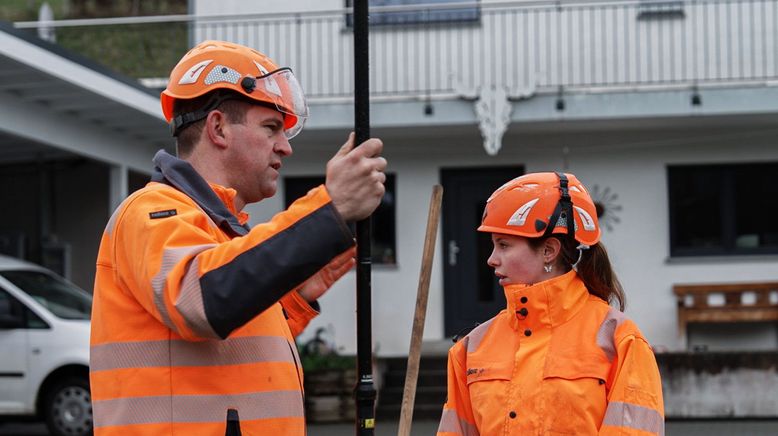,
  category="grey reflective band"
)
[602,401,665,435]
[92,390,304,428]
[465,318,494,354]
[90,336,294,372]
[596,308,627,362]
[175,256,220,338]
[150,244,218,339]
[437,409,480,436]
